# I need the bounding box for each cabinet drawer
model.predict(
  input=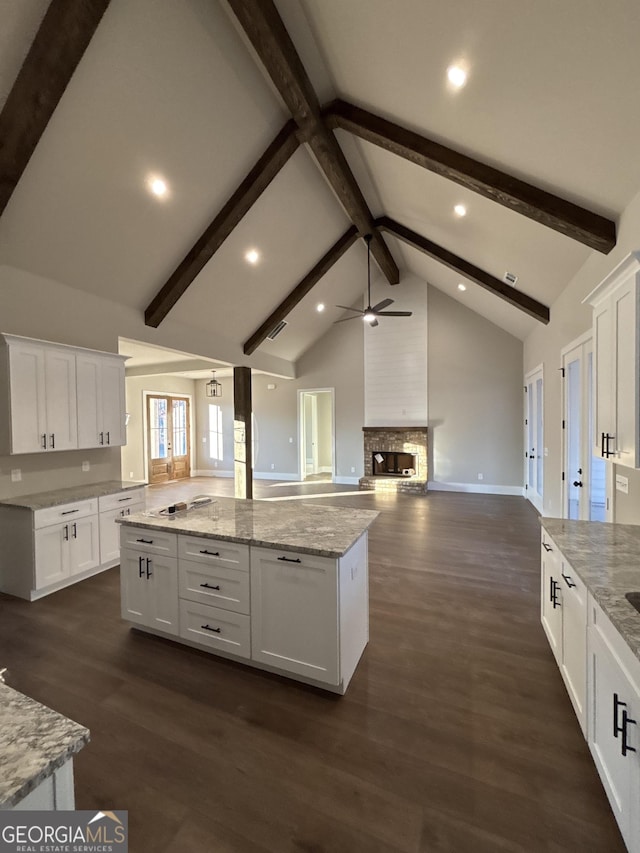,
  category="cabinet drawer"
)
[120,526,177,557]
[98,489,145,512]
[34,499,97,529]
[179,559,249,614]
[179,599,250,659]
[177,534,249,572]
